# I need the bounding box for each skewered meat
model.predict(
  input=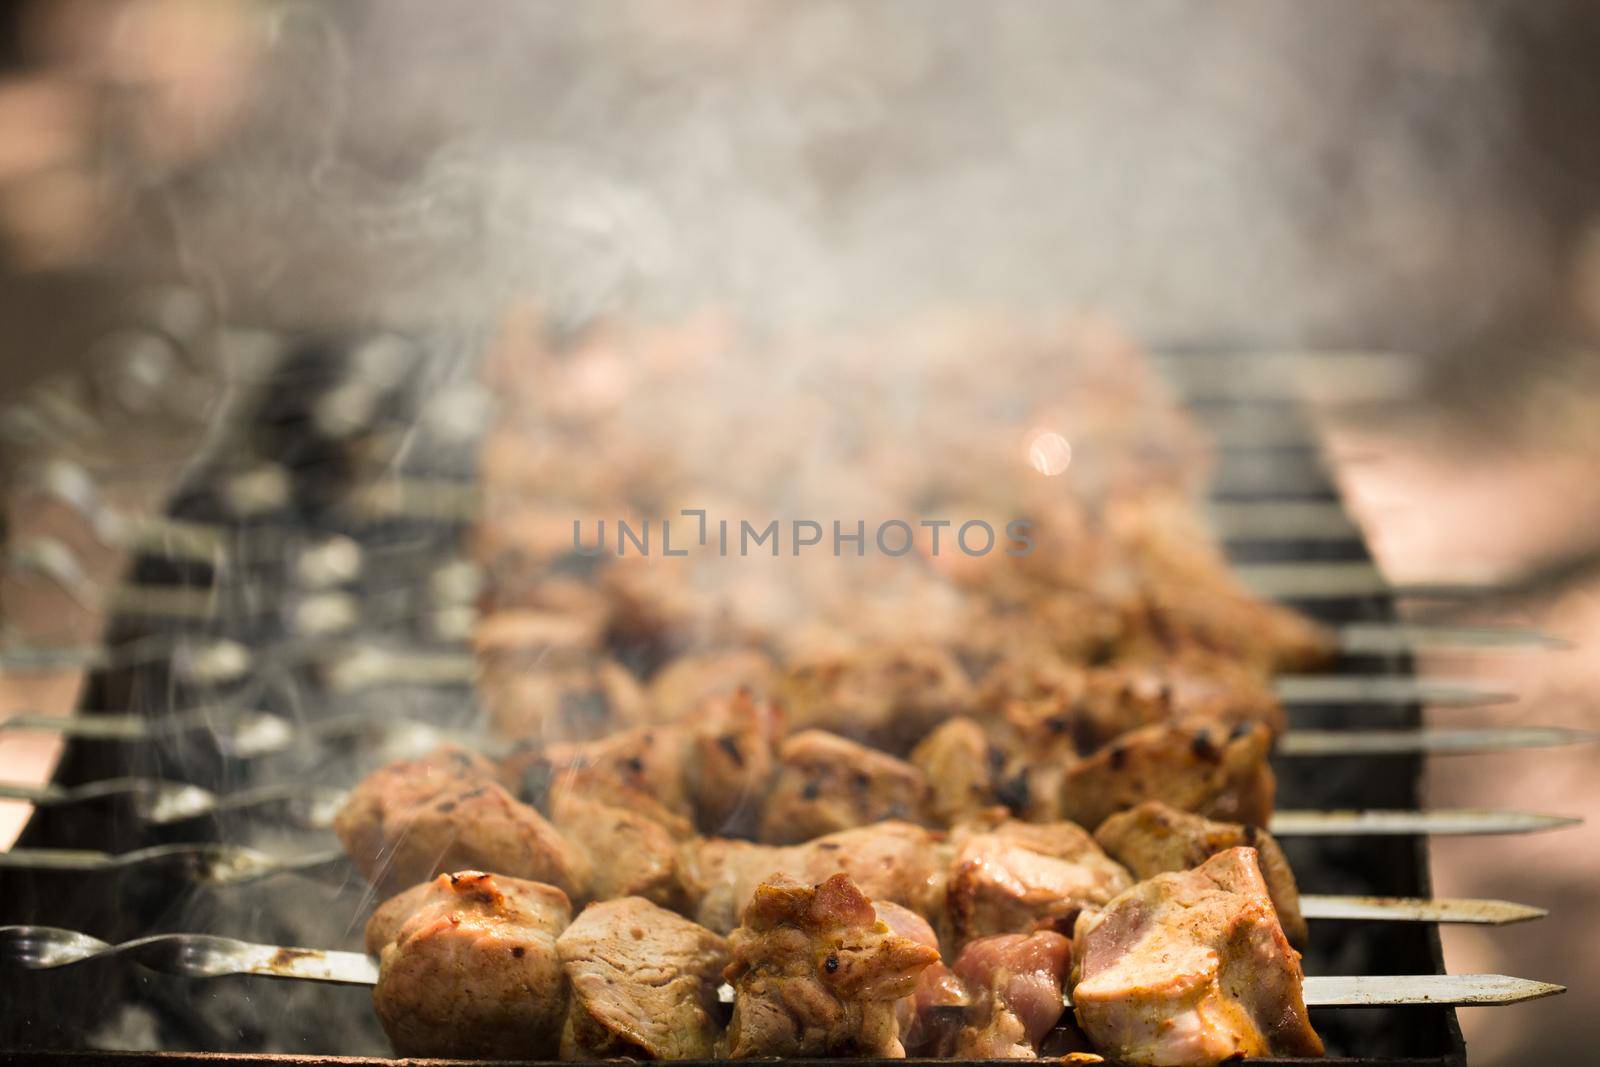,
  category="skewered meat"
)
[760,730,931,843]
[483,654,649,743]
[333,746,592,898]
[874,900,969,1055]
[549,791,698,911]
[368,871,572,1058]
[910,717,1005,825]
[507,725,697,837]
[1058,719,1275,830]
[946,817,1132,945]
[692,822,950,935]
[780,642,973,753]
[1070,847,1323,1066]
[651,648,777,721]
[688,688,786,838]
[557,897,728,1059]
[720,873,941,1058]
[950,931,1073,1058]
[1094,801,1308,947]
